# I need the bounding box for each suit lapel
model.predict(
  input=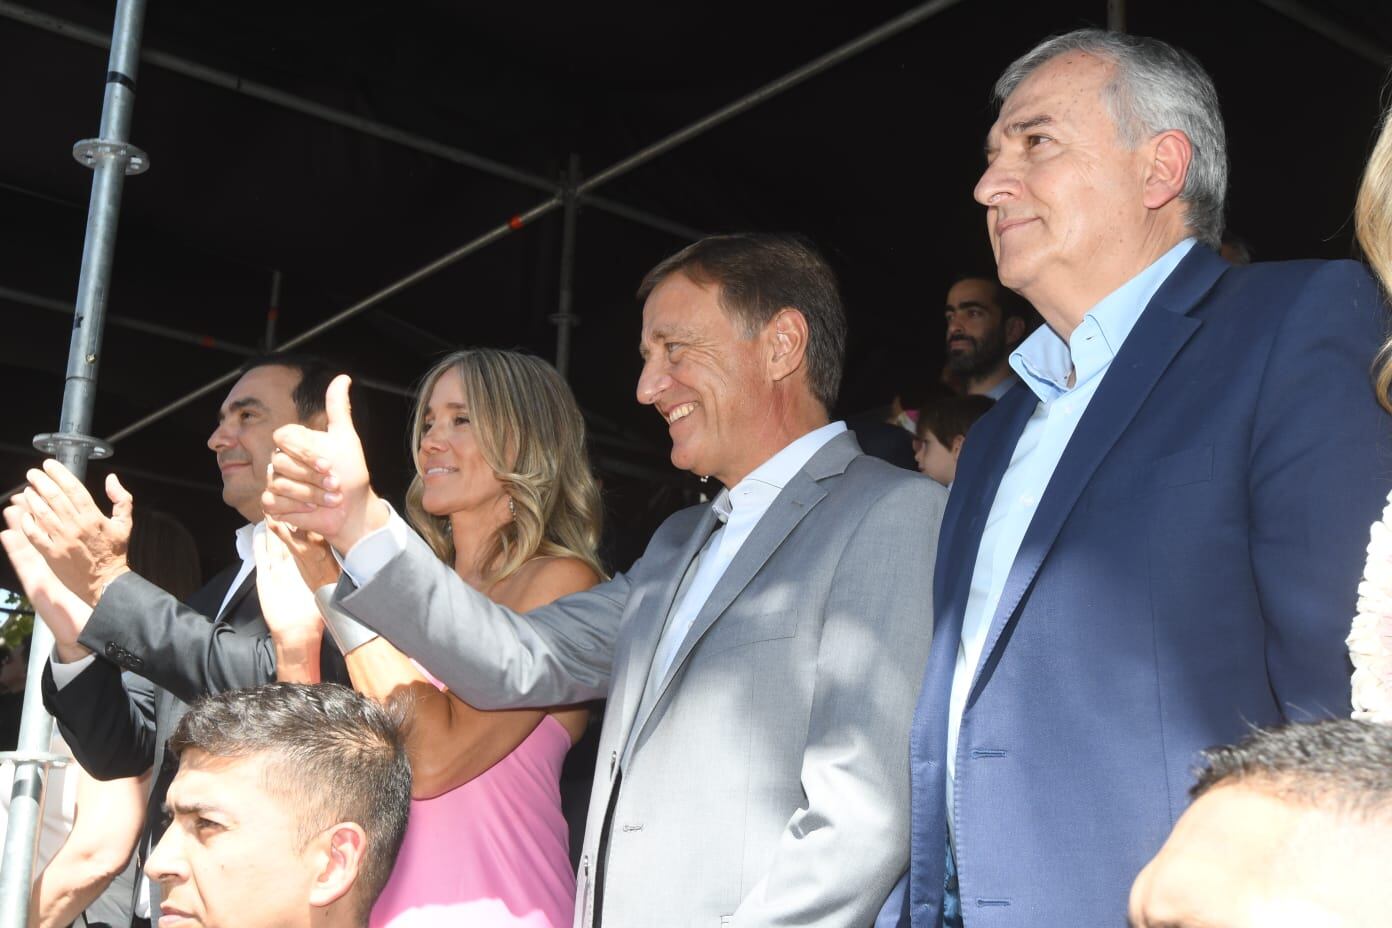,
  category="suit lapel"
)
[217,568,258,623]
[644,471,827,717]
[614,506,722,753]
[967,248,1227,704]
